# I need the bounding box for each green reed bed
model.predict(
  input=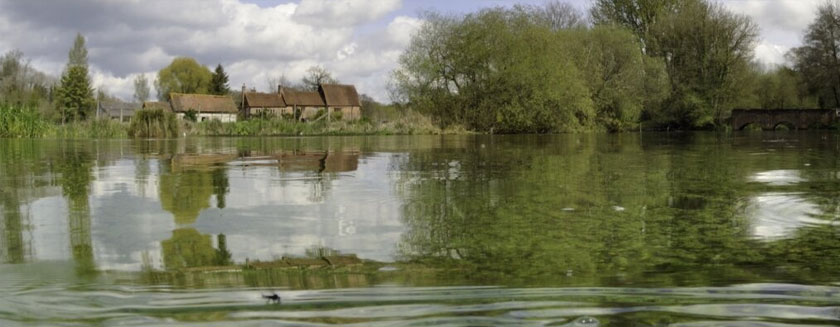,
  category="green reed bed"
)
[128,108,180,138]
[190,111,467,136]
[47,119,128,139]
[3,104,464,139]
[2,104,130,138]
[0,105,49,138]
